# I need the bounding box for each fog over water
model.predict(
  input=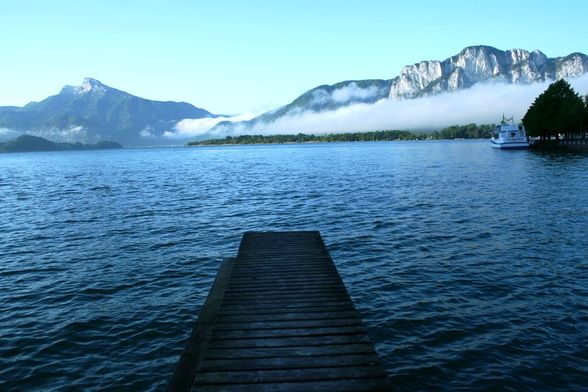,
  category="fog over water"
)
[170,75,588,139]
